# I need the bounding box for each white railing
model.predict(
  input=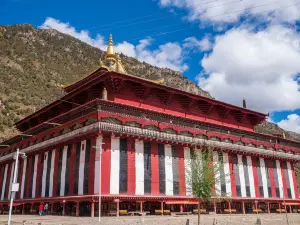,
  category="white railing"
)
[1,121,299,163]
